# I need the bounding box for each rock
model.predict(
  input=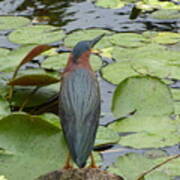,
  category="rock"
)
[36,168,123,180]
